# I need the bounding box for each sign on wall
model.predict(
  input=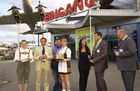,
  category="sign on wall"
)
[75,26,95,52]
[45,0,95,22]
